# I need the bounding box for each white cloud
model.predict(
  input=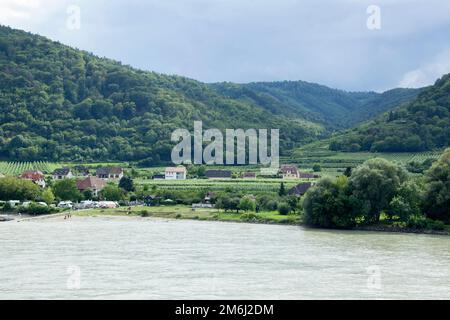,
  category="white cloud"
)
[0,0,66,28]
[399,49,450,88]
